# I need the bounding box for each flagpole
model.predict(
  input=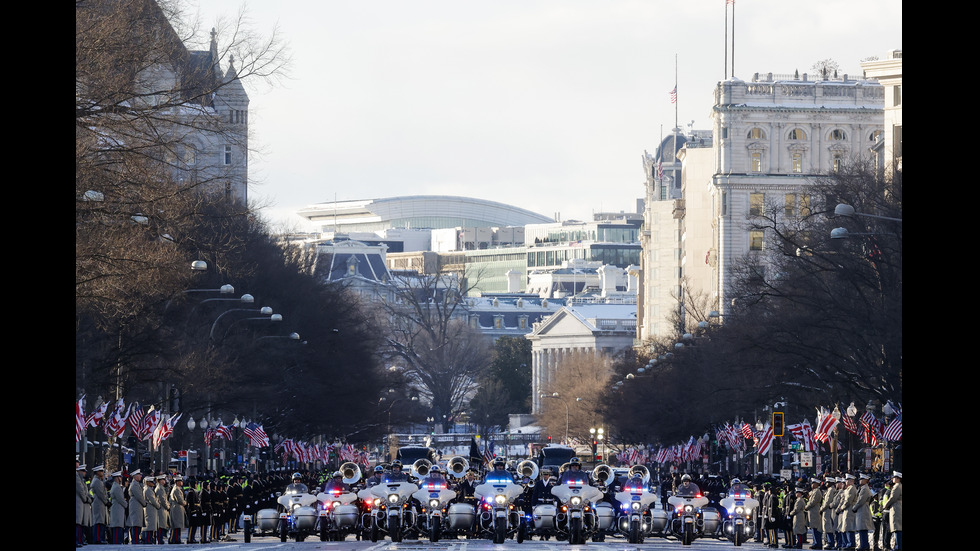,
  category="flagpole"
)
[724,1,728,80]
